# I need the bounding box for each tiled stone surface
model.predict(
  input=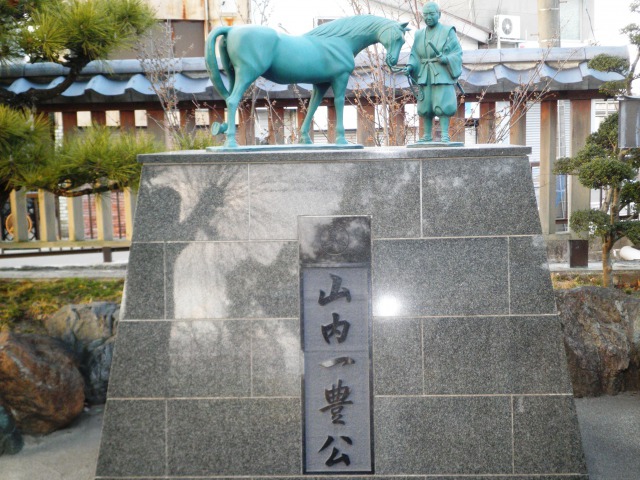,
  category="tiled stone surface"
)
[373,317,422,395]
[363,477,588,480]
[97,477,240,480]
[99,148,586,479]
[422,157,541,237]
[422,316,573,394]
[121,243,164,320]
[107,321,171,398]
[165,320,252,397]
[109,320,302,399]
[513,396,588,474]
[133,164,250,242]
[167,399,301,476]
[509,236,557,314]
[249,161,420,240]
[373,238,509,316]
[256,478,428,480]
[252,319,301,397]
[97,477,588,480]
[374,396,513,474]
[95,400,165,477]
[165,241,298,319]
